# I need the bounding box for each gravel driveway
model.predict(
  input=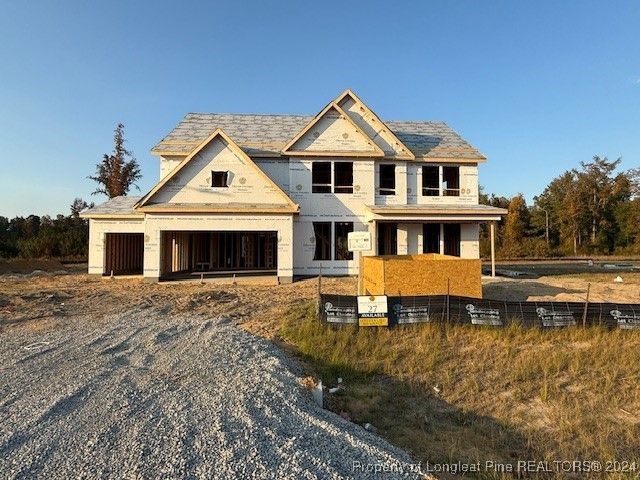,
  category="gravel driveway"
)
[0,309,422,479]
